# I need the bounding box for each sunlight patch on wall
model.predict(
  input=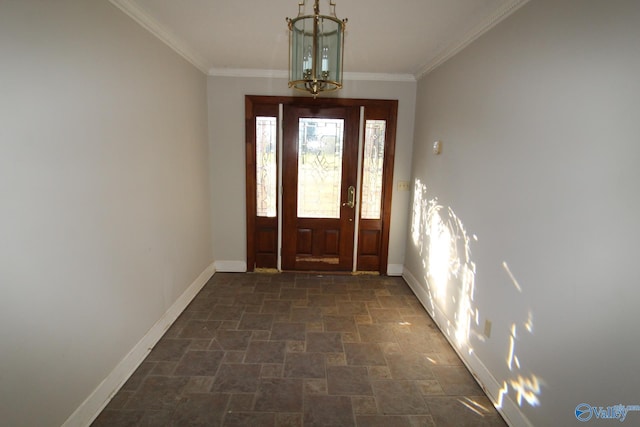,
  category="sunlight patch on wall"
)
[428,199,476,349]
[495,264,542,409]
[410,178,542,411]
[426,201,452,303]
[411,179,476,350]
[502,261,522,292]
[411,179,423,247]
